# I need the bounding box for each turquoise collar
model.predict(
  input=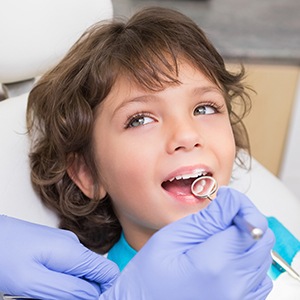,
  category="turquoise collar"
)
[107,232,137,271]
[267,216,300,279]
